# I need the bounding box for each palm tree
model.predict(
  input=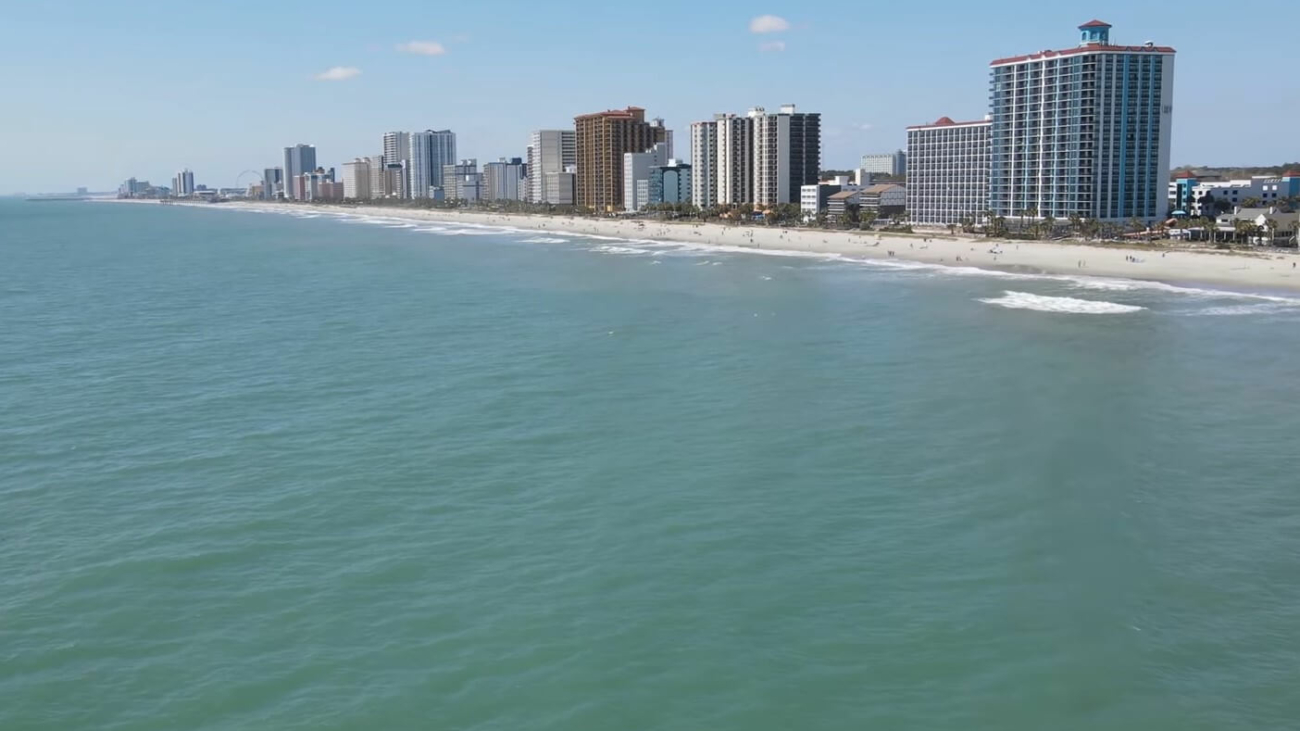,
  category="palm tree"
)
[1233,219,1255,246]
[947,223,958,236]
[1042,214,1056,240]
